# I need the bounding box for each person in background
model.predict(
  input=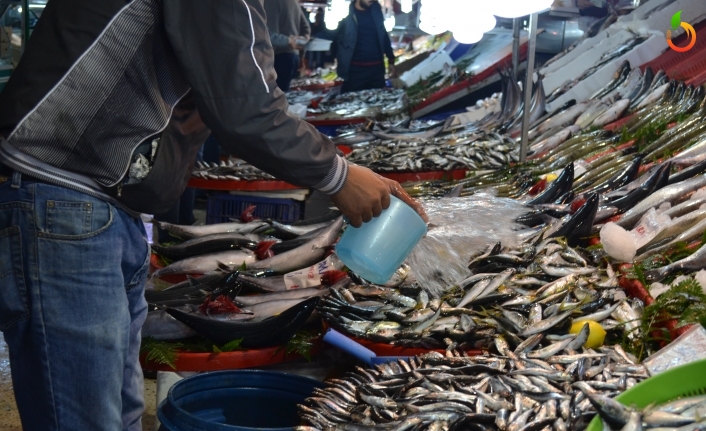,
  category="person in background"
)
[265,0,311,91]
[310,7,325,36]
[332,0,395,93]
[0,1,427,430]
